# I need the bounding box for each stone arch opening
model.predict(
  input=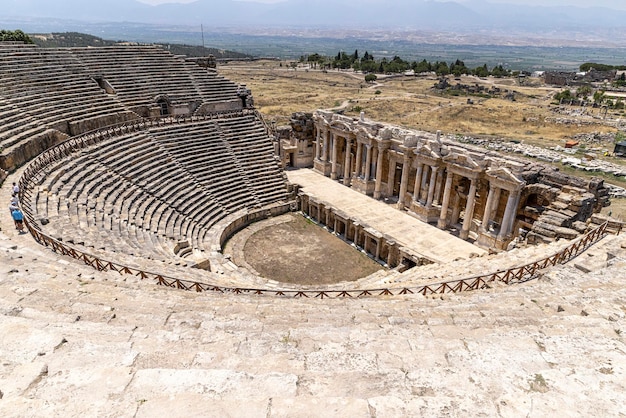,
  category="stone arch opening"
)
[526,193,551,207]
[518,186,555,228]
[156,96,171,116]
